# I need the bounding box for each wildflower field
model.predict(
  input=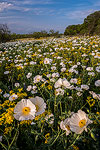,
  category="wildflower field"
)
[0,36,100,150]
